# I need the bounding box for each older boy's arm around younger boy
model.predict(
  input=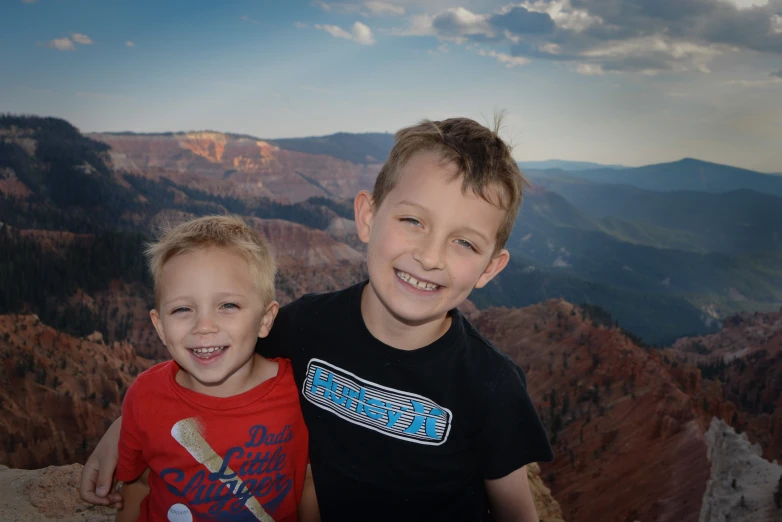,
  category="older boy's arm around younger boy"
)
[80,416,123,508]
